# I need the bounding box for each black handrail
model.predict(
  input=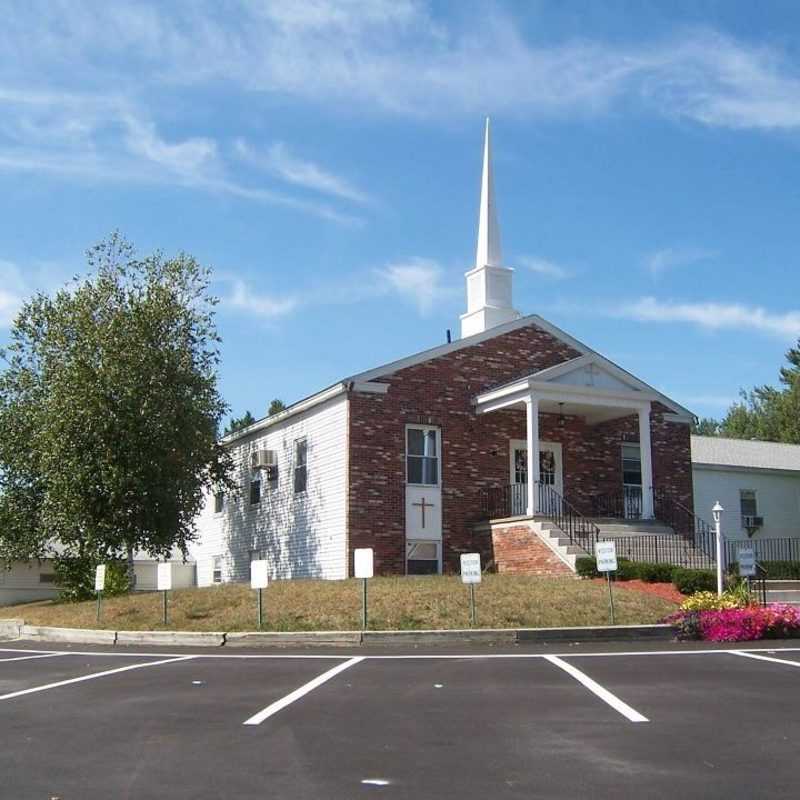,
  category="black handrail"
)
[537,482,600,556]
[749,562,768,607]
[652,489,716,562]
